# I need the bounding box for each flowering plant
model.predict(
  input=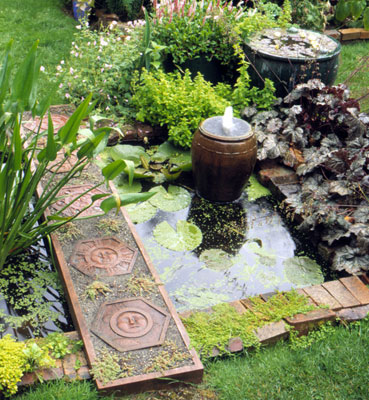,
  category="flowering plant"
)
[75,0,95,12]
[54,20,146,121]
